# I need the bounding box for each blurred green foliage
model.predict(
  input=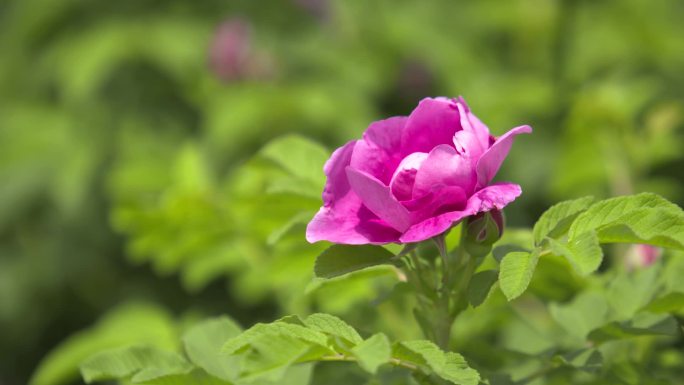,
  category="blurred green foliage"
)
[0,0,683,384]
